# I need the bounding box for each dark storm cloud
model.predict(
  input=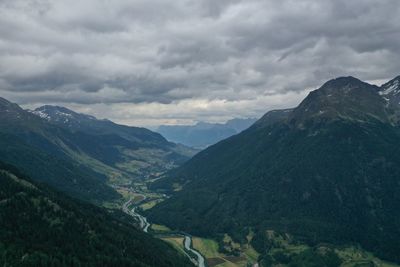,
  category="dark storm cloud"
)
[0,0,399,125]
